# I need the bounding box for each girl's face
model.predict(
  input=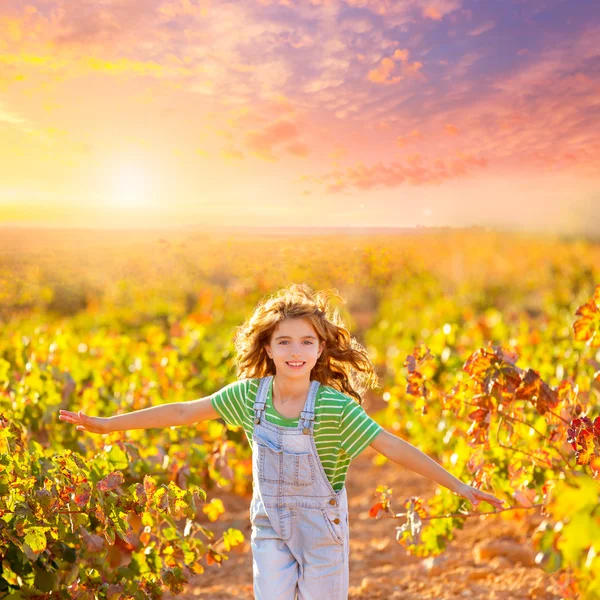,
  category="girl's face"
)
[265,318,325,378]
